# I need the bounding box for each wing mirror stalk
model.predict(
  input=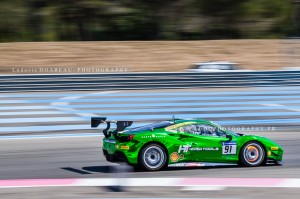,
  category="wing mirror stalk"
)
[226,134,233,141]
